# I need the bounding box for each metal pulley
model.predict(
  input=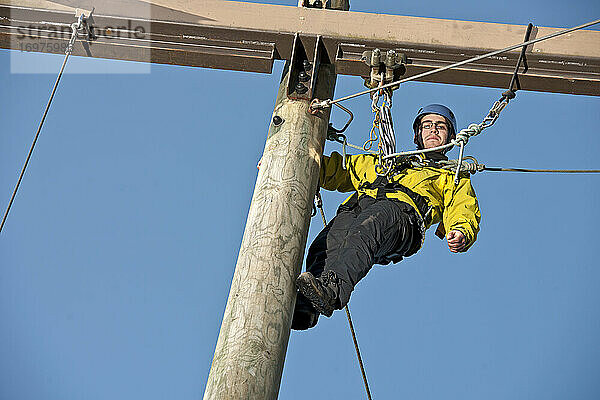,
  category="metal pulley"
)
[361,49,407,90]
